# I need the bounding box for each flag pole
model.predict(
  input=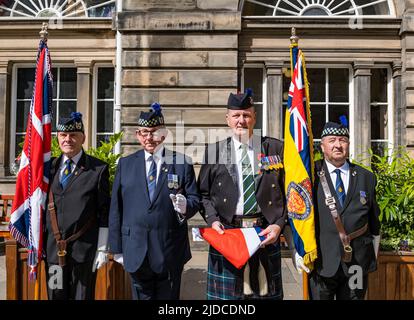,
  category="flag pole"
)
[33,22,49,301]
[290,27,310,300]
